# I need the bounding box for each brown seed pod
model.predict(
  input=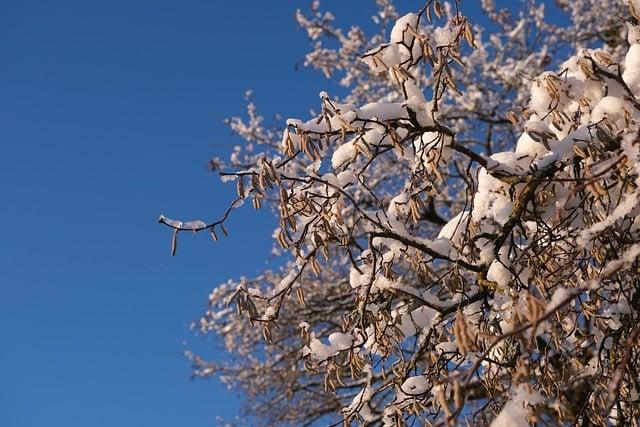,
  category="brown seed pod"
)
[236,178,245,198]
[171,229,178,256]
